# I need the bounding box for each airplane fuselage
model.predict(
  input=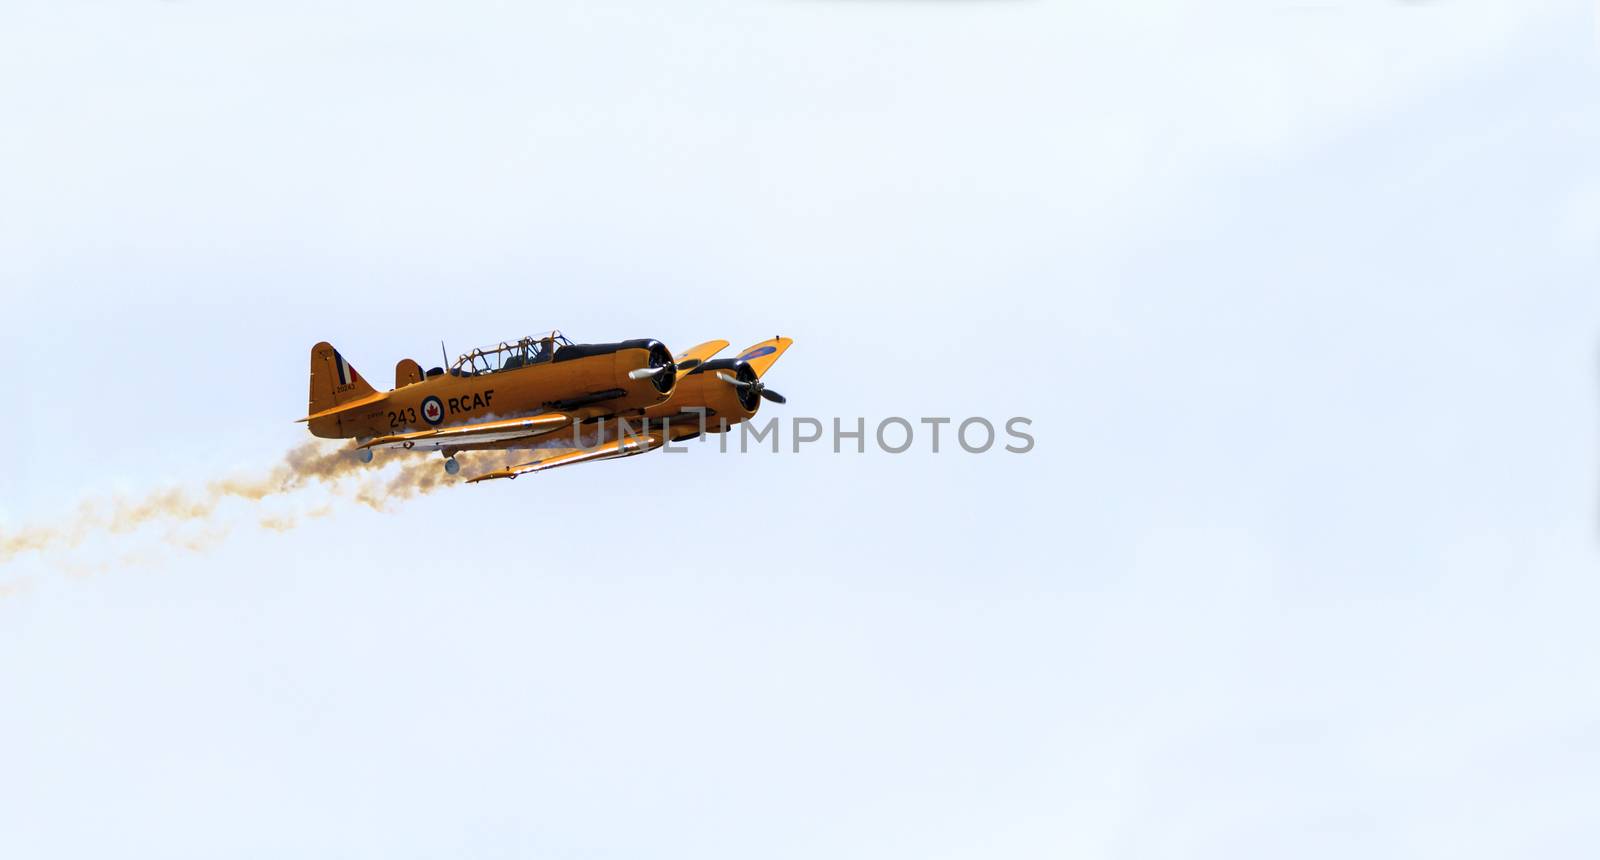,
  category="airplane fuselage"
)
[308,339,673,440]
